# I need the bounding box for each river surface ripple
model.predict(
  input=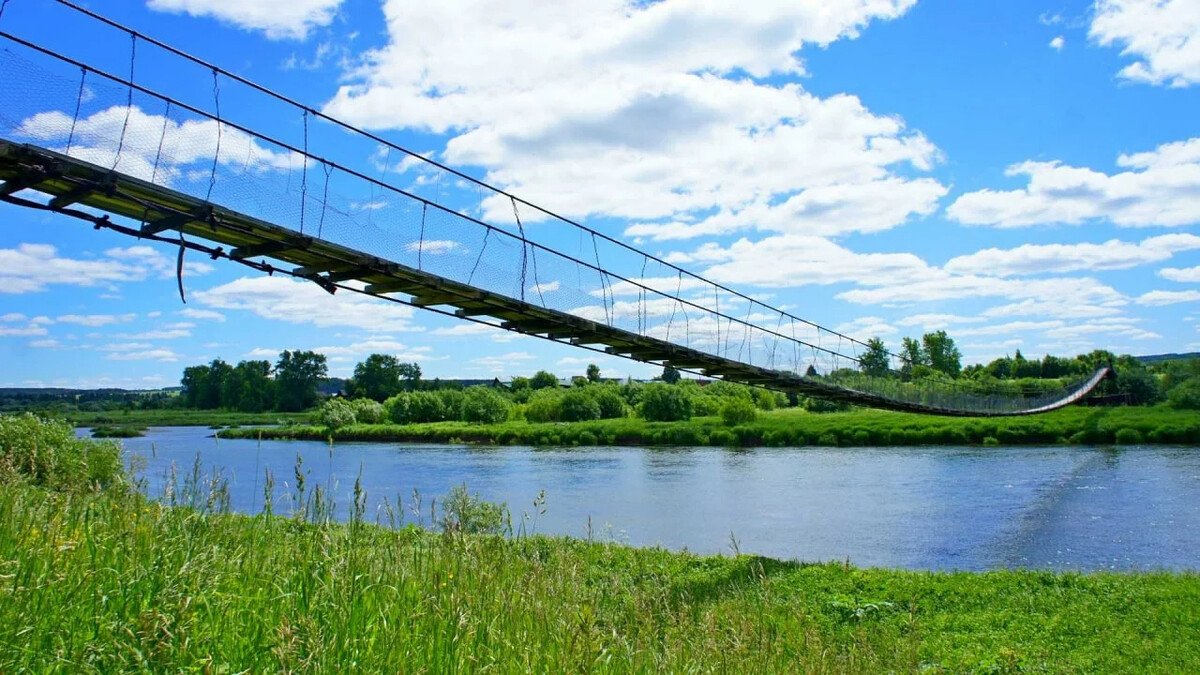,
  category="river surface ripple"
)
[104,426,1200,572]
